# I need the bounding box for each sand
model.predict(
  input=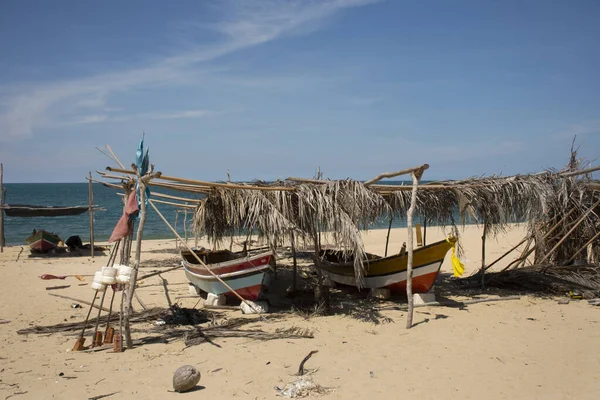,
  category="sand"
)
[1,225,599,399]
